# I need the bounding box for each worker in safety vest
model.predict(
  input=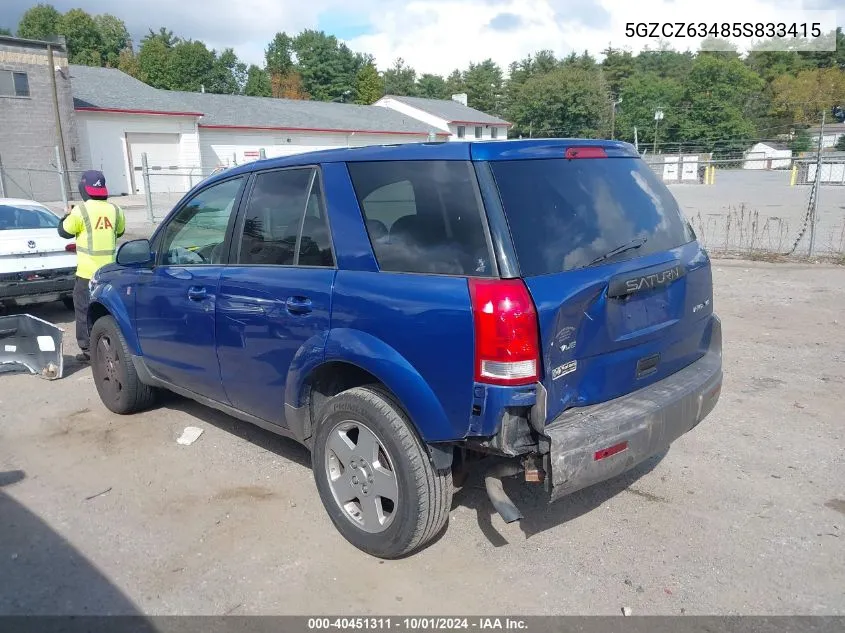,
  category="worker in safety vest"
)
[58,170,125,363]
